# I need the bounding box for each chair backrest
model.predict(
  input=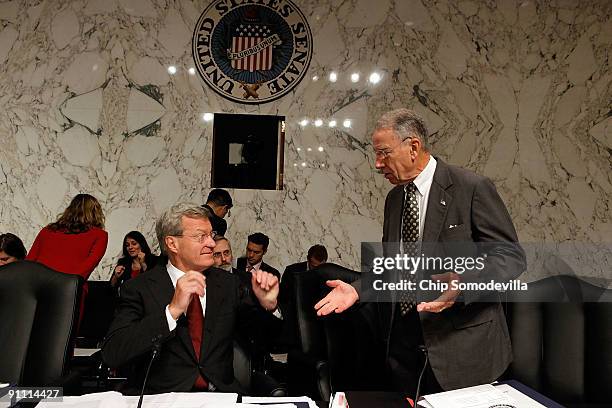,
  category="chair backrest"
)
[293,263,361,357]
[506,275,612,404]
[78,281,116,347]
[0,260,81,386]
[232,341,251,391]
